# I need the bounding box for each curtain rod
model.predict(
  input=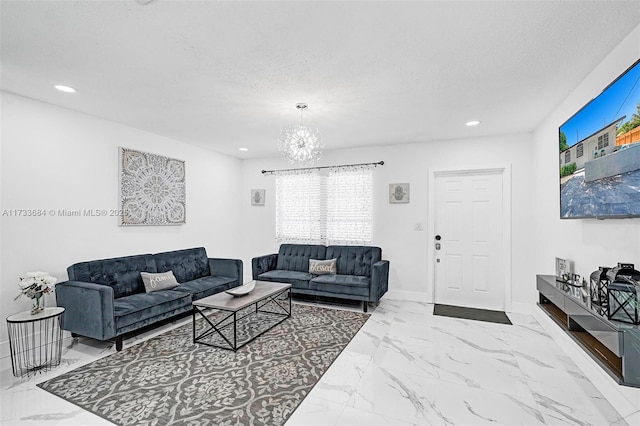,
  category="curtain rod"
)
[261,161,384,175]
